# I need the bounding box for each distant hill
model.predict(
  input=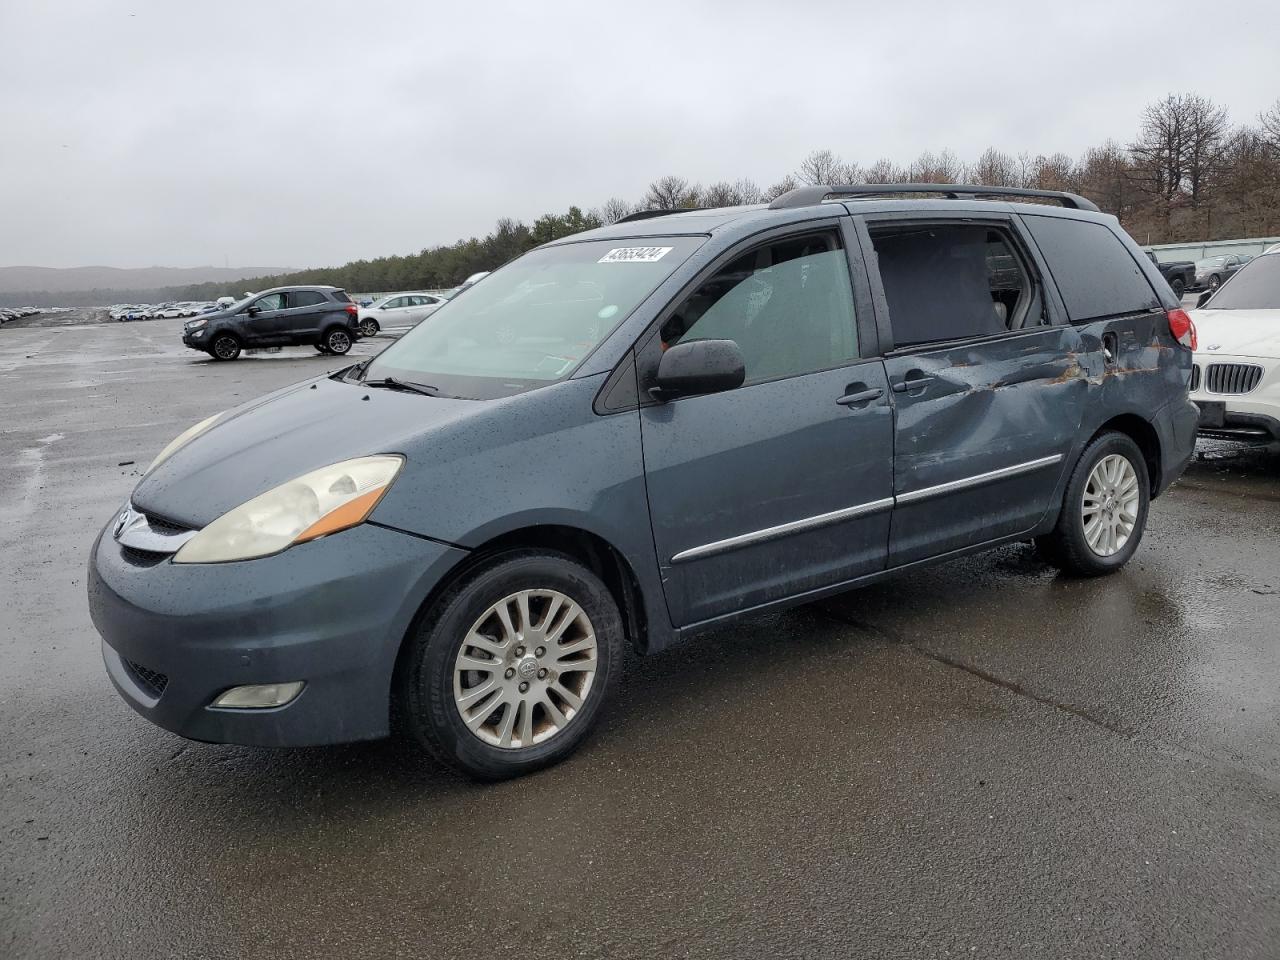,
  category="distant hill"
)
[0,264,296,295]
